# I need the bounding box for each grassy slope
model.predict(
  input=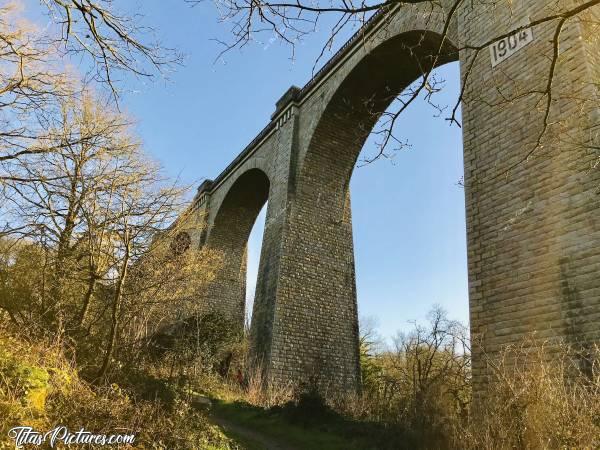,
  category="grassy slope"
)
[0,330,238,449]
